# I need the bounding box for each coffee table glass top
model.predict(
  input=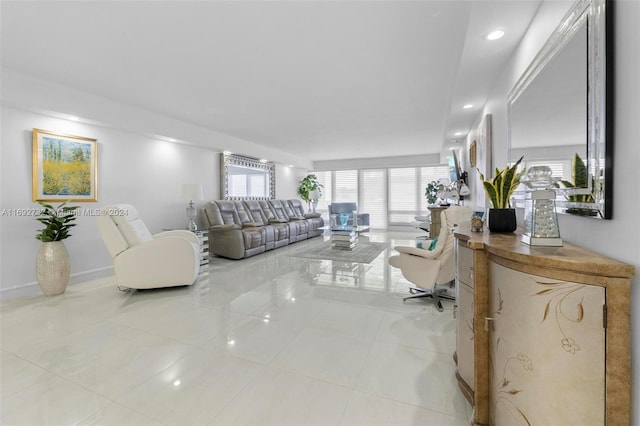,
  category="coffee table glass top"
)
[318,225,370,233]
